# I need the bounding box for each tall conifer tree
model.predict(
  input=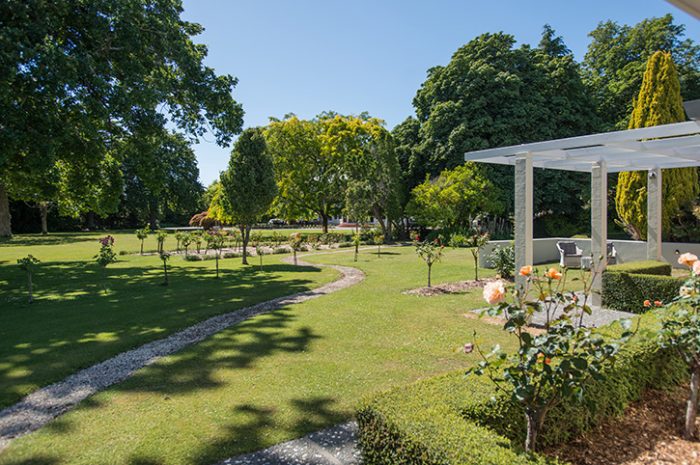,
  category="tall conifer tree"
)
[615,51,698,239]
